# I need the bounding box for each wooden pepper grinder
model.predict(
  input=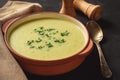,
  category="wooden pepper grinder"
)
[60,0,76,18]
[73,0,103,20]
